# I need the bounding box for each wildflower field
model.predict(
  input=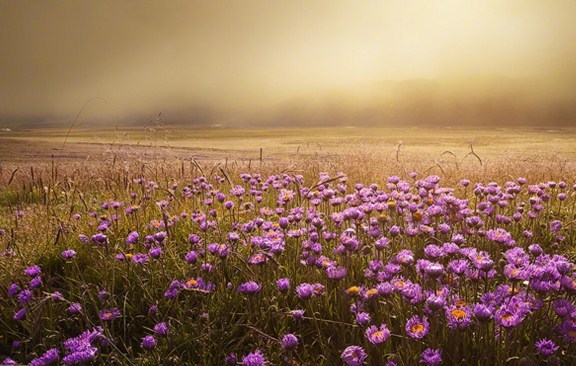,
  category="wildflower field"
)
[1,127,576,365]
